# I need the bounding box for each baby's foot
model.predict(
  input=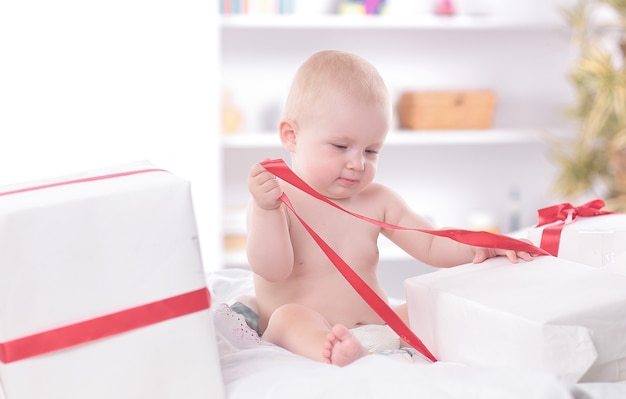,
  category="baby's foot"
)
[322,324,369,366]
